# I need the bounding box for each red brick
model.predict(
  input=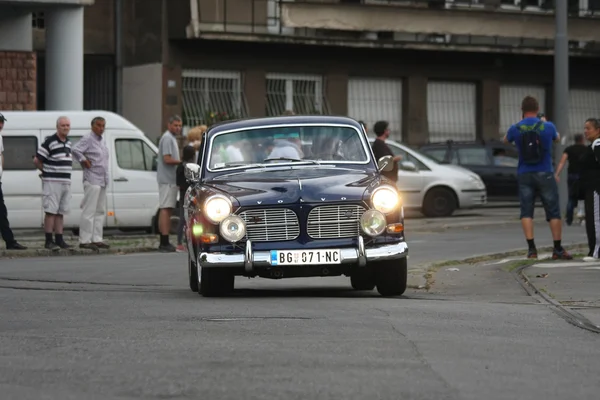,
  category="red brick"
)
[0,69,6,79]
[8,69,17,80]
[3,80,13,91]
[13,103,23,110]
[6,92,17,103]
[17,91,28,103]
[24,59,35,69]
[28,70,36,80]
[0,92,6,102]
[25,80,36,92]
[17,69,27,80]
